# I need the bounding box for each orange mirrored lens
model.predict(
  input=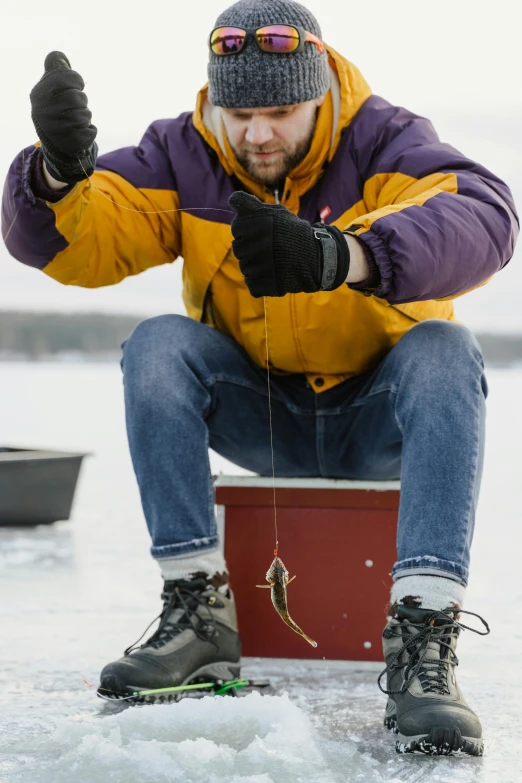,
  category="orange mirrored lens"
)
[210,27,246,55]
[256,25,300,53]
